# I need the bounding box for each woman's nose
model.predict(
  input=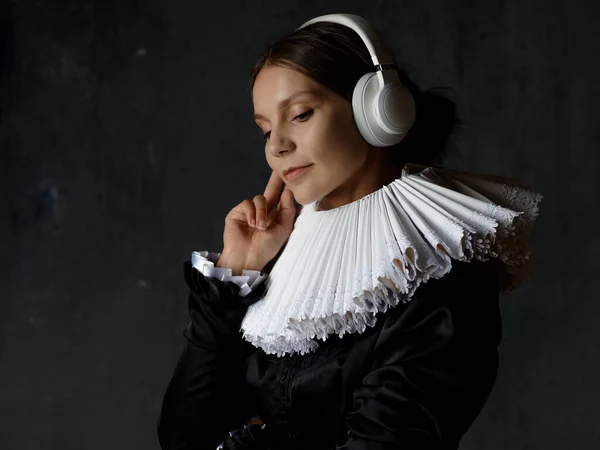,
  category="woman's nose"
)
[266,127,294,156]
